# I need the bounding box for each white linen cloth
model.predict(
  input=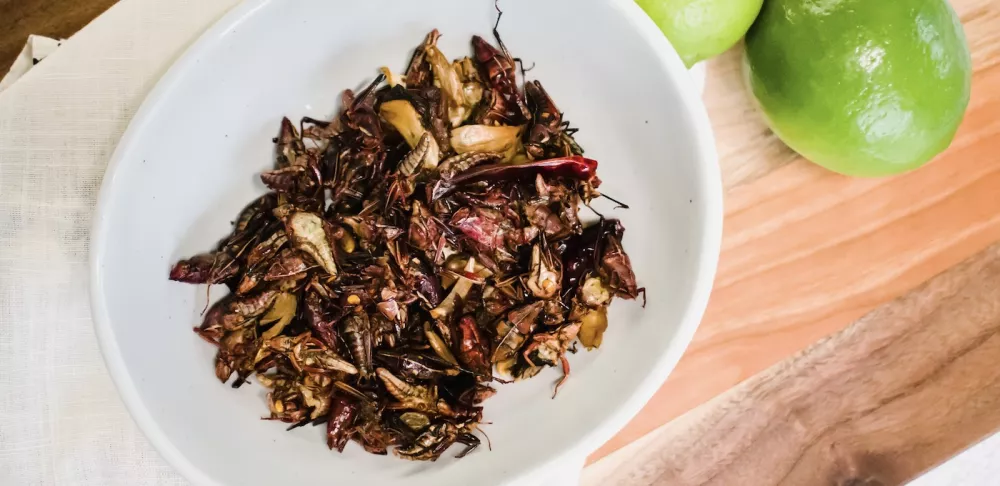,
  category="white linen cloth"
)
[0,1,236,483]
[0,35,65,92]
[0,0,993,484]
